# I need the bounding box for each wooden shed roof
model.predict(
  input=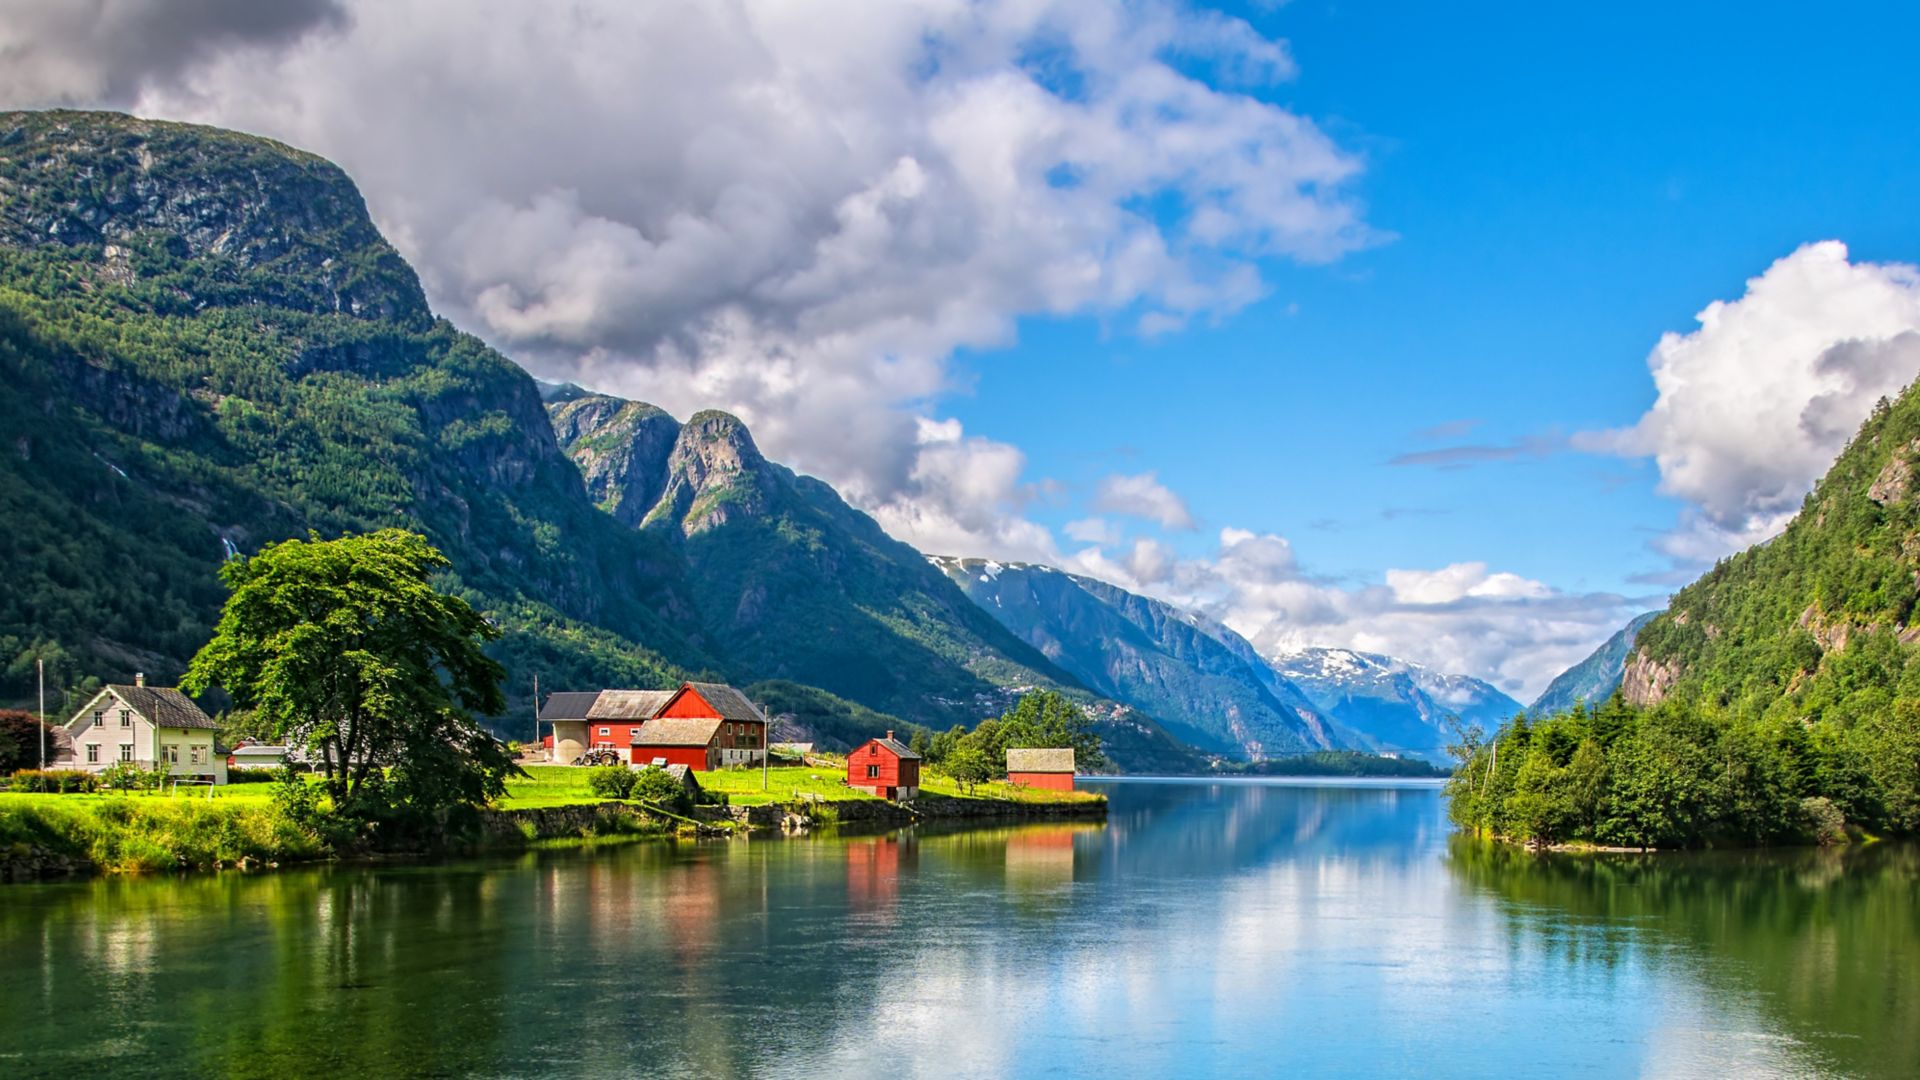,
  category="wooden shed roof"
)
[1006,747,1075,773]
